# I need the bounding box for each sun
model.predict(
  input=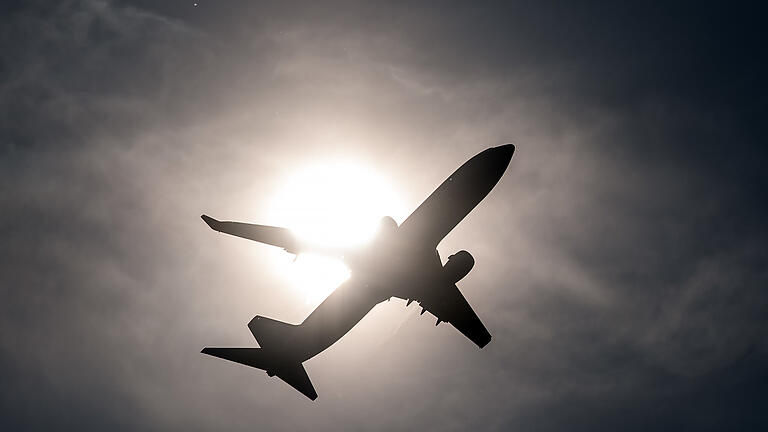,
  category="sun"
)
[267,161,406,304]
